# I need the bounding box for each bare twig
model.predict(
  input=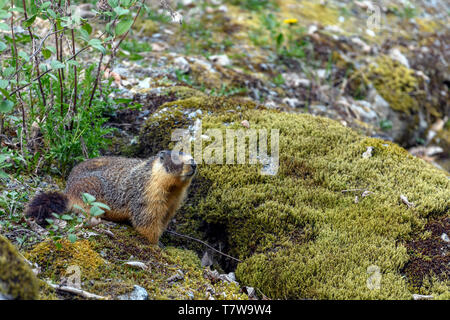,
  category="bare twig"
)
[21,0,47,106]
[47,281,107,300]
[165,229,242,263]
[105,1,144,70]
[88,53,104,109]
